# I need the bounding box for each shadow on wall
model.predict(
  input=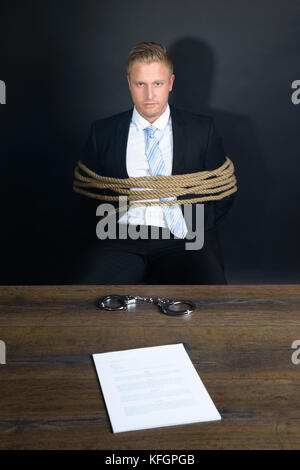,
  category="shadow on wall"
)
[168,37,269,283]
